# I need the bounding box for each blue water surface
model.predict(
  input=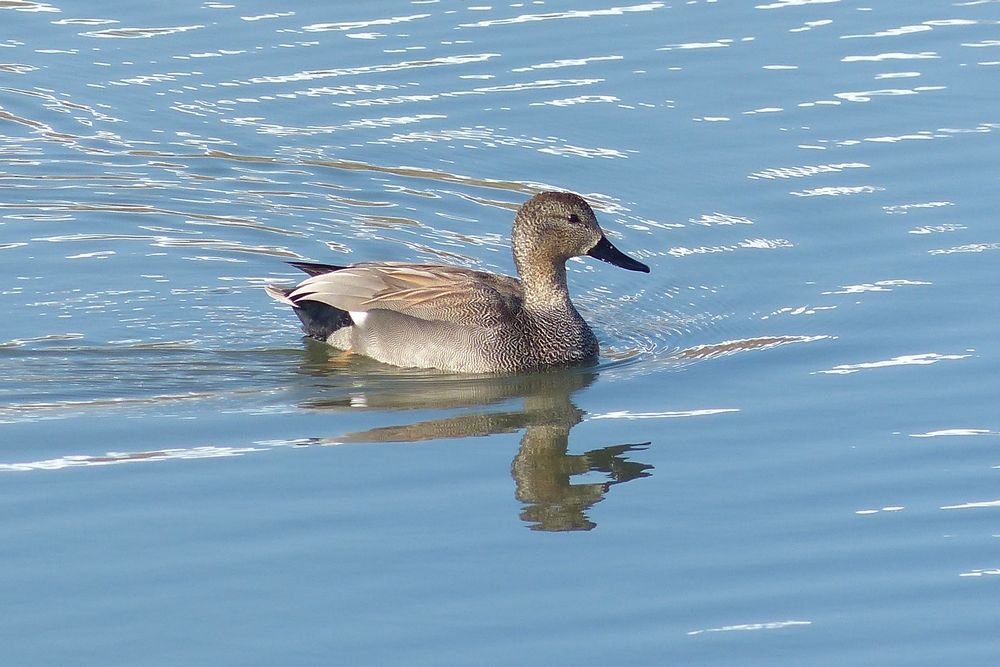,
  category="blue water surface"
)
[2,0,999,665]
